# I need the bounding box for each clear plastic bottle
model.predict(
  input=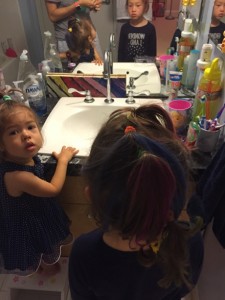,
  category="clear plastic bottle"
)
[17,50,36,81]
[44,31,53,61]
[192,58,223,121]
[41,60,50,96]
[23,73,47,116]
[49,44,63,72]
